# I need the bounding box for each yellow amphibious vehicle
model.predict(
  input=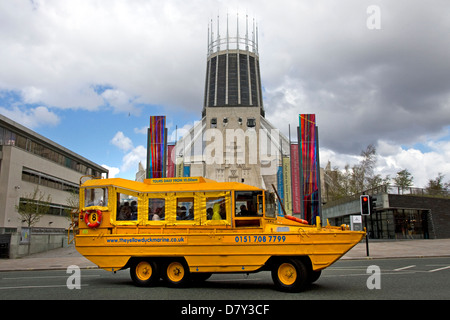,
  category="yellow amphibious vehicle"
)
[71,176,364,292]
